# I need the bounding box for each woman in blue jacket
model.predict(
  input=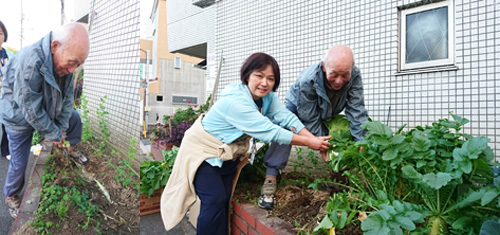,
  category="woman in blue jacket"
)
[161,53,331,235]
